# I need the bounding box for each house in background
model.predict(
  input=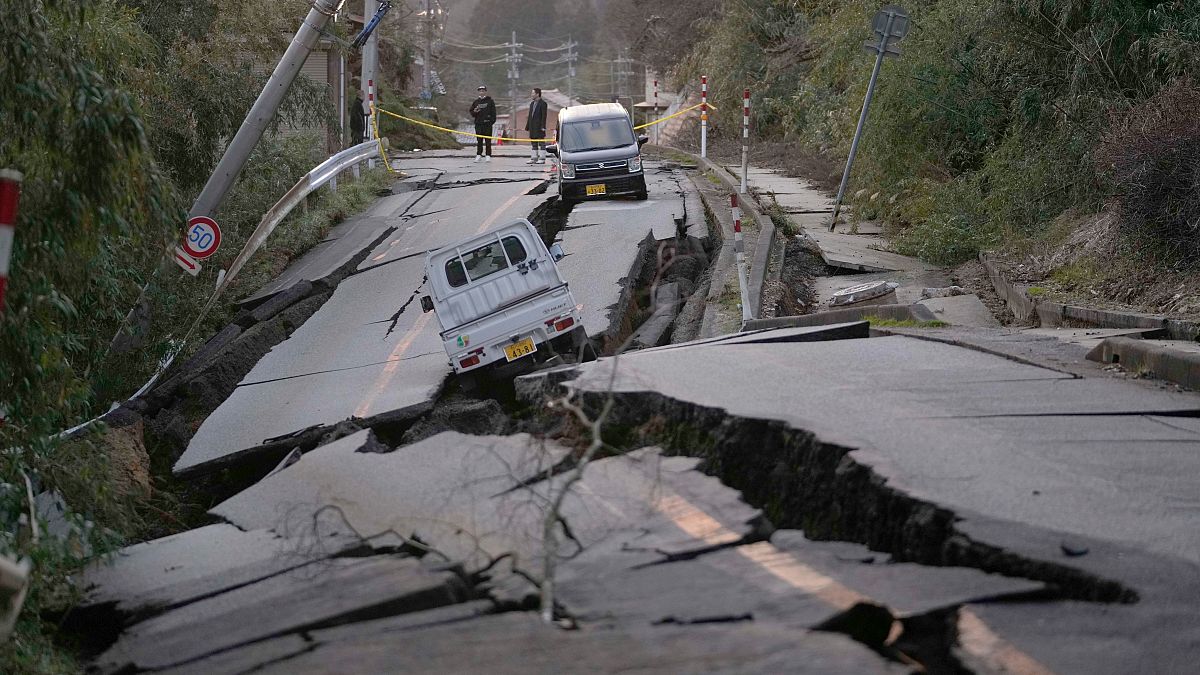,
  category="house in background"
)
[512,89,581,140]
[253,37,346,154]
